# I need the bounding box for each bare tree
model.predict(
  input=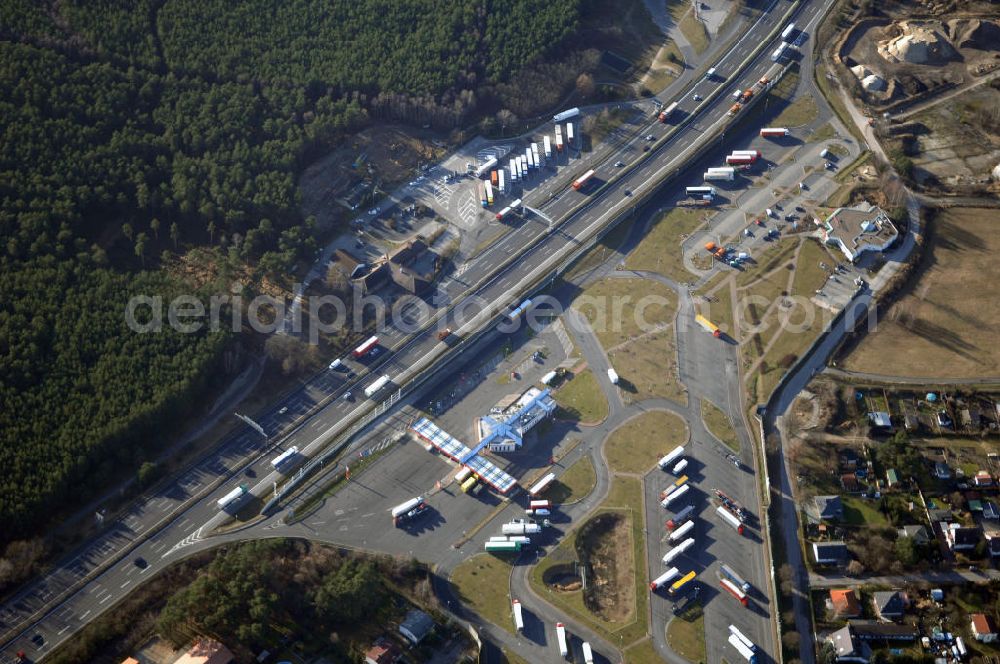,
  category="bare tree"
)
[496,108,518,136]
[576,72,596,98]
